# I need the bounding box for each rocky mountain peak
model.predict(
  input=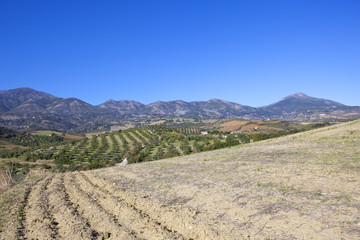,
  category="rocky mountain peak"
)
[288,92,310,98]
